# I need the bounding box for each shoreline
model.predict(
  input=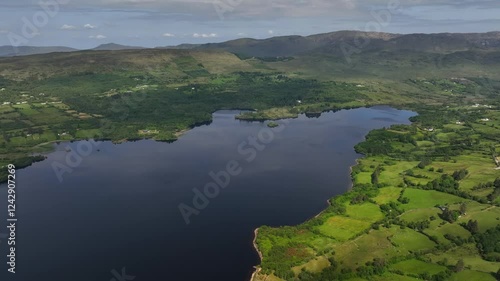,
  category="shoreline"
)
[348,158,361,191]
[248,112,408,280]
[1,105,397,184]
[313,158,361,219]
[174,128,190,138]
[250,228,263,281]
[250,156,365,280]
